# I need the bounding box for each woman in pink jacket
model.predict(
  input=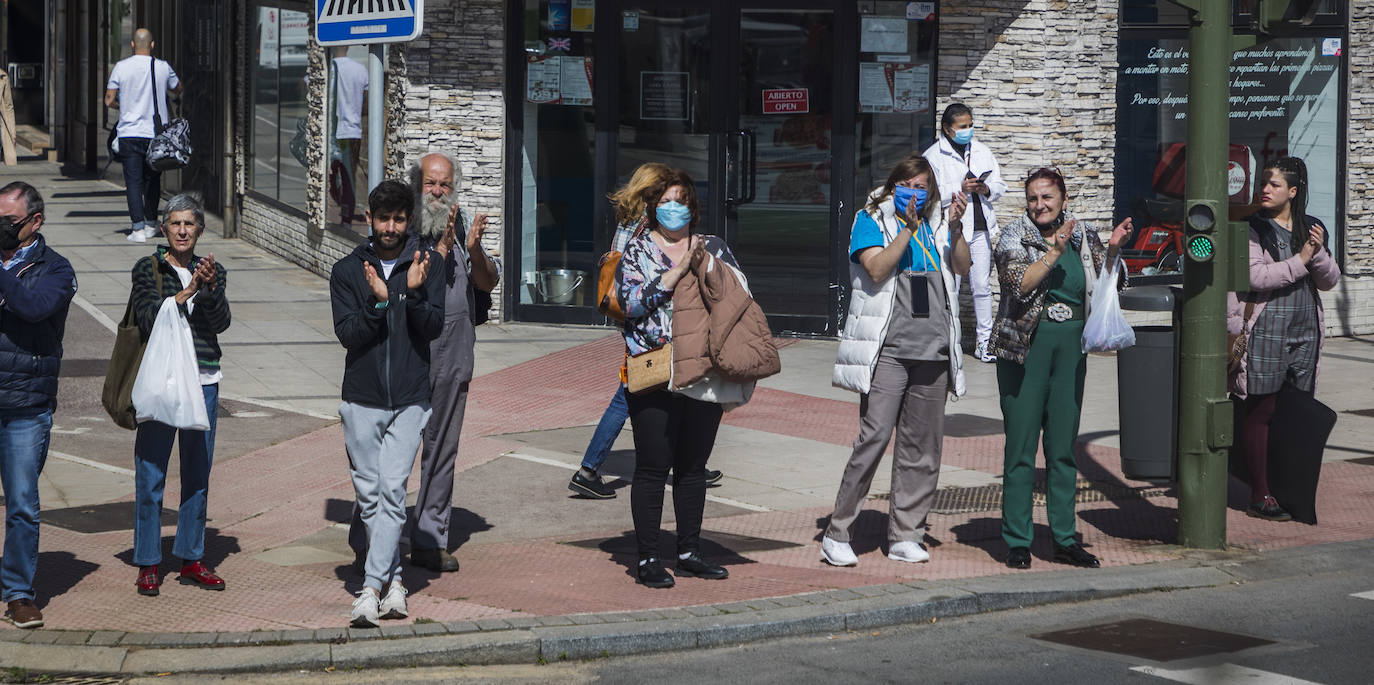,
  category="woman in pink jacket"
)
[1229,156,1341,521]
